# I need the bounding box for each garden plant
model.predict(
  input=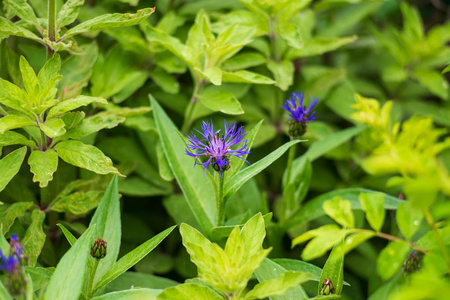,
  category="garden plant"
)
[0,0,449,299]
